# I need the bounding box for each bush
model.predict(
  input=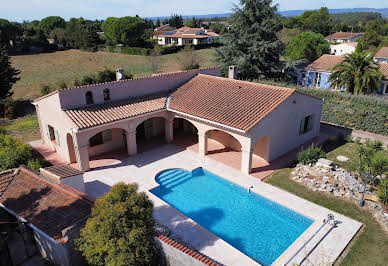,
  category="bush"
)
[296,87,388,136]
[177,45,200,71]
[41,84,55,96]
[297,144,326,165]
[76,183,158,266]
[378,179,388,205]
[0,134,50,171]
[371,152,388,176]
[367,140,384,152]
